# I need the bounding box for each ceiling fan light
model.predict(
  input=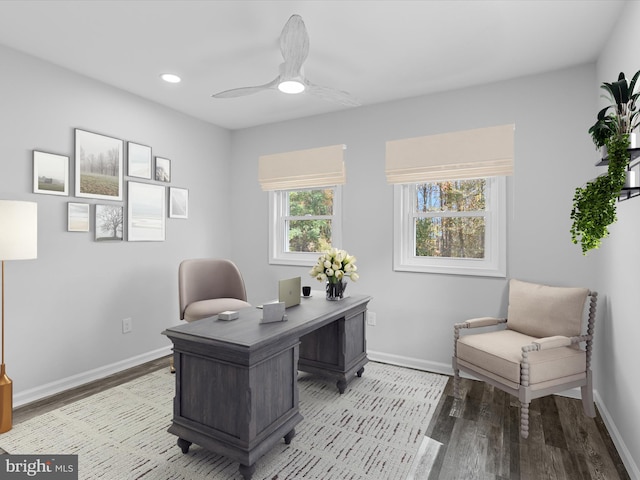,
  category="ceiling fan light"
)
[278,80,305,94]
[161,73,181,84]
